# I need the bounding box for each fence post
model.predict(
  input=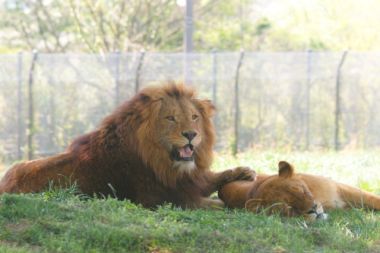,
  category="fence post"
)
[17,52,24,160]
[212,49,218,127]
[114,51,121,106]
[48,69,56,154]
[184,53,193,85]
[232,50,245,156]
[305,49,312,150]
[334,50,348,151]
[27,50,38,160]
[135,50,145,94]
